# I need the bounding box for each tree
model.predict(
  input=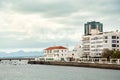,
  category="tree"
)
[111,50,120,59]
[101,49,113,60]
